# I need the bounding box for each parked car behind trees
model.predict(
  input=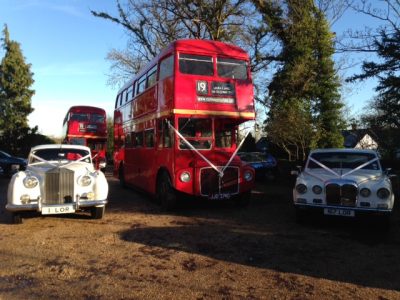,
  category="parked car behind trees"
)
[0,150,27,177]
[238,152,278,180]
